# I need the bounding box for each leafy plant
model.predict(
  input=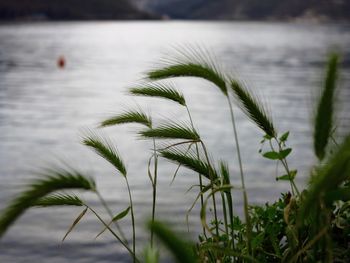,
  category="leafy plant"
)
[0,50,349,263]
